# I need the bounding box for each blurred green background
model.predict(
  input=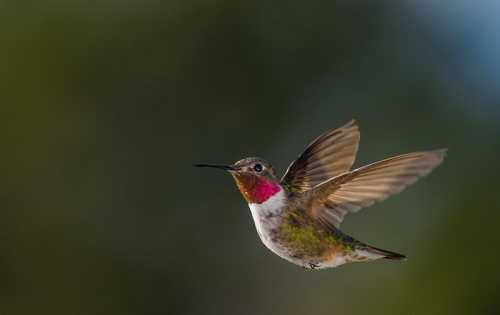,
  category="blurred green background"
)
[2,1,500,314]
